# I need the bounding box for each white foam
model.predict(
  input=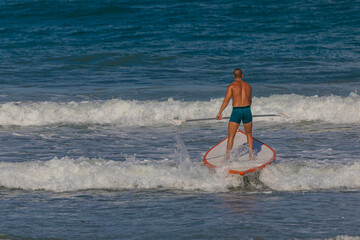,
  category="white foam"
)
[295,236,360,240]
[254,92,360,124]
[1,156,358,192]
[320,236,360,240]
[260,161,360,191]
[0,99,221,126]
[0,156,242,192]
[0,92,359,126]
